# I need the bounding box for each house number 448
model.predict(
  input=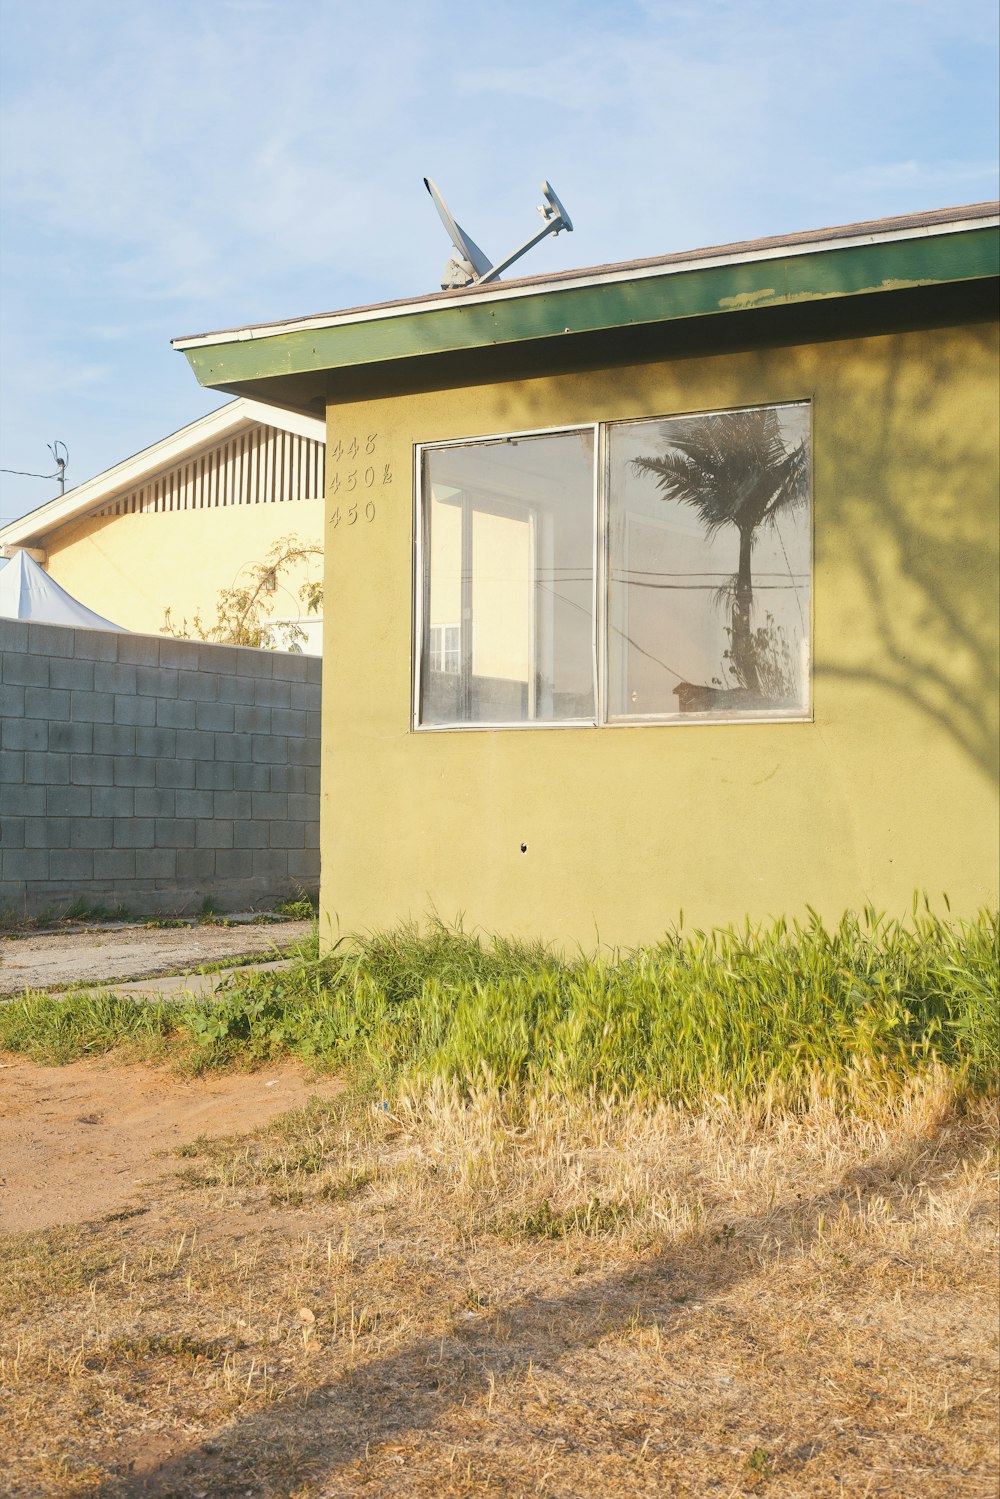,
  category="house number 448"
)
[328,435,392,529]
